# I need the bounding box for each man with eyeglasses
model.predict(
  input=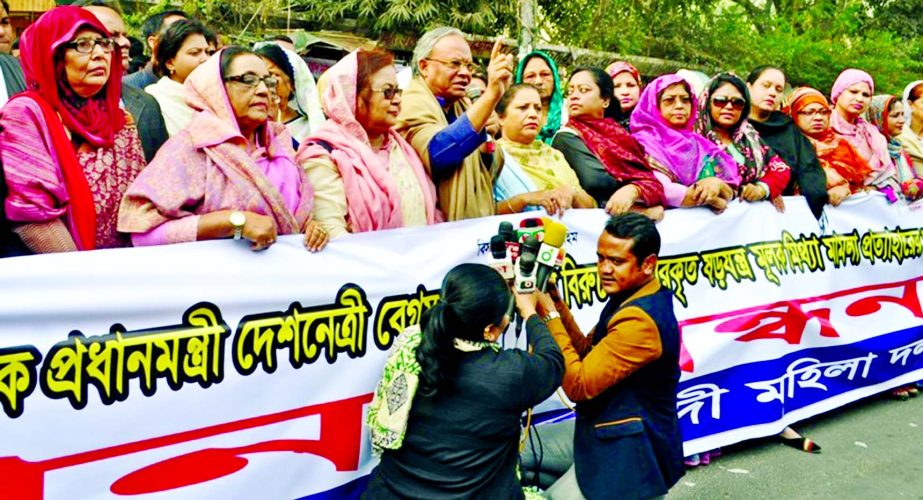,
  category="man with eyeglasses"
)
[397,27,514,221]
[78,0,168,162]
